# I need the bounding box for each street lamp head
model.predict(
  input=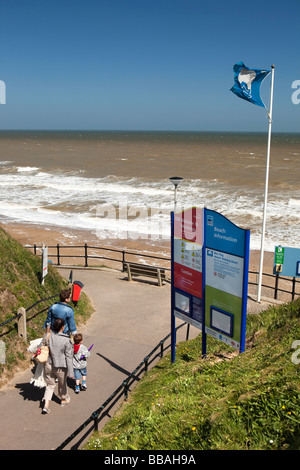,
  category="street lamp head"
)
[169,176,184,187]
